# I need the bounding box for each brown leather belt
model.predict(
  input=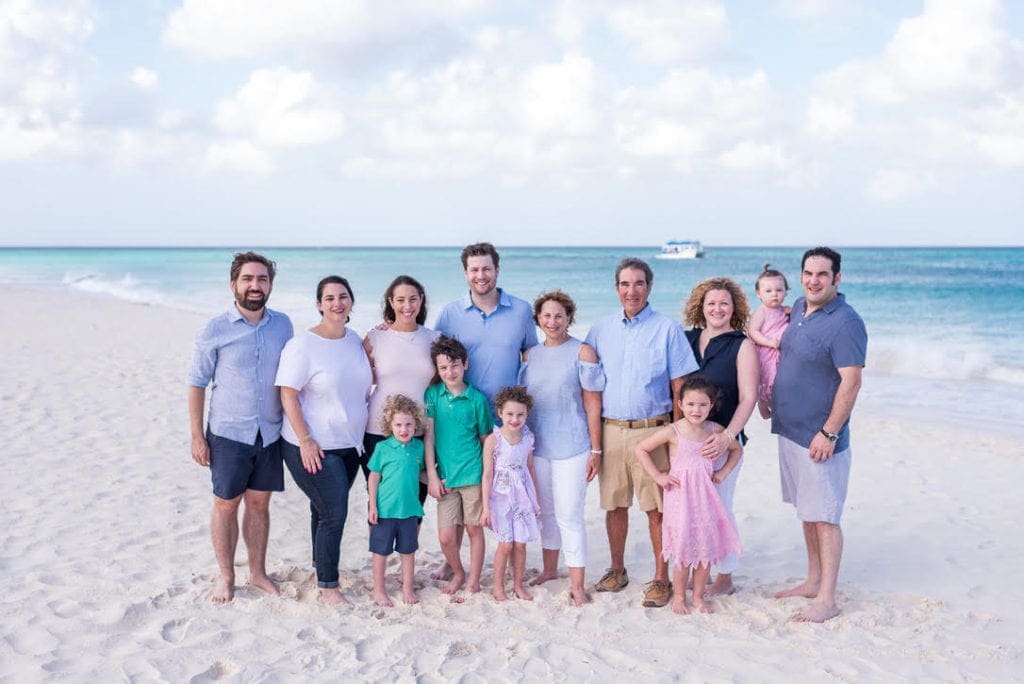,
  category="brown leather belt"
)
[602,414,671,429]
